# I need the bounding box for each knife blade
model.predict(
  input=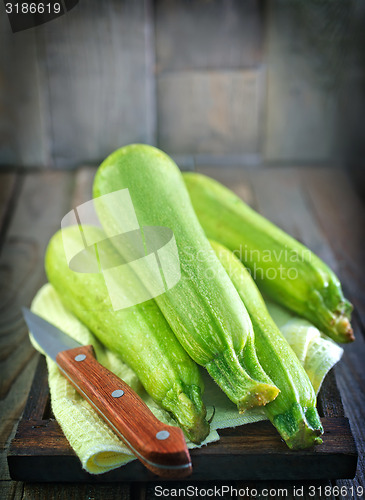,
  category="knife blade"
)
[22,308,192,478]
